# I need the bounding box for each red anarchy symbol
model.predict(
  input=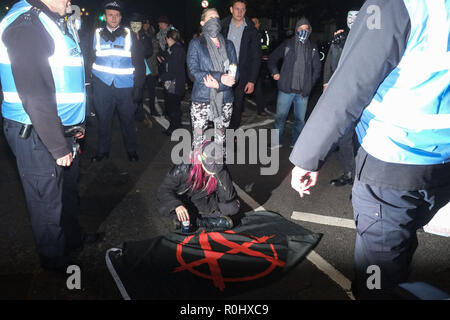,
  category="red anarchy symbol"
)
[174,230,285,291]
